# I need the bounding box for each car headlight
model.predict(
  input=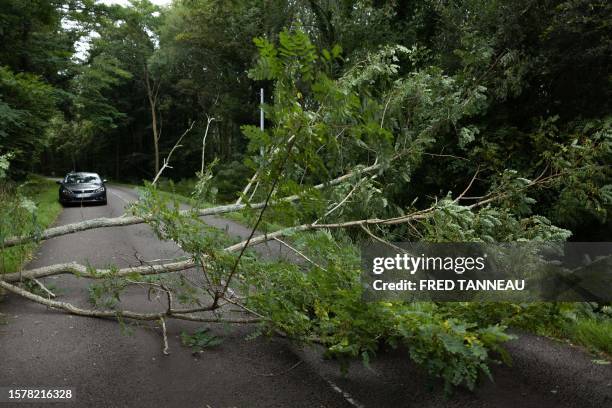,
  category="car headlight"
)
[94,186,105,193]
[61,188,73,195]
